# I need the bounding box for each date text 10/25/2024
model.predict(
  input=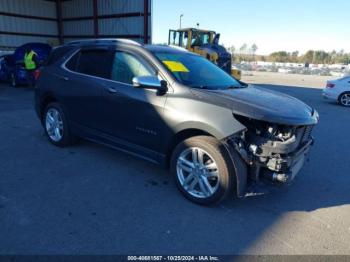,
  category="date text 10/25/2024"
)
[127,256,220,261]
